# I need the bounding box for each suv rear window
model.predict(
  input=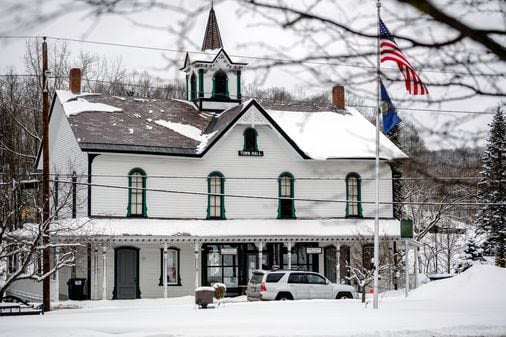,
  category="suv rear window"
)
[250,272,264,284]
[266,273,285,283]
